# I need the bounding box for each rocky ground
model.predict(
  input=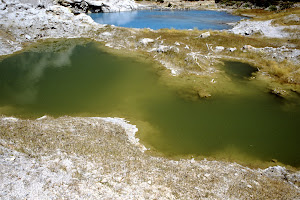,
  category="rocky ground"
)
[0,116,299,199]
[136,0,216,11]
[0,0,300,199]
